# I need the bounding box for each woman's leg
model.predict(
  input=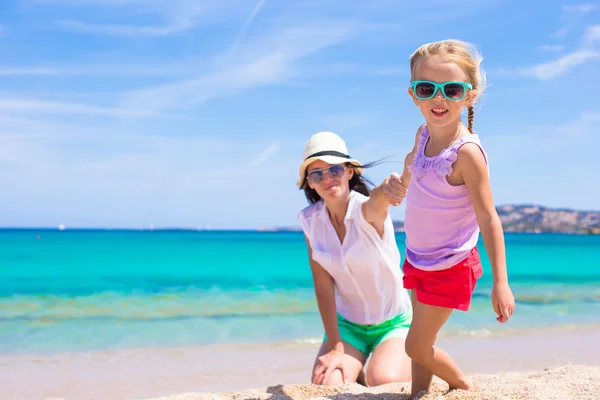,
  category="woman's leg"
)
[364,337,411,386]
[405,291,475,396]
[312,340,366,385]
